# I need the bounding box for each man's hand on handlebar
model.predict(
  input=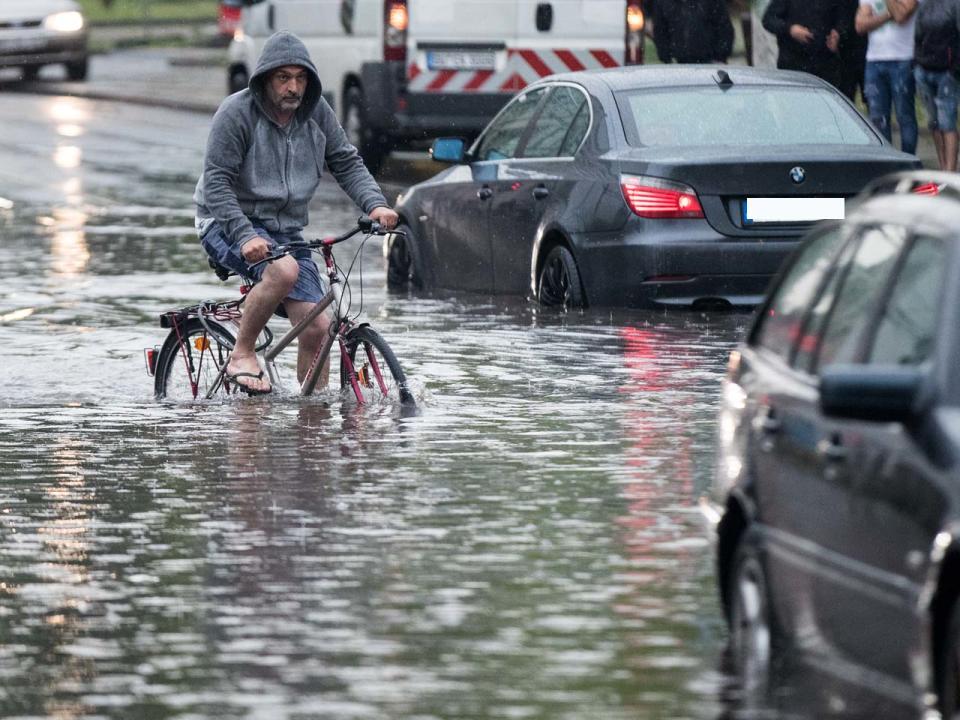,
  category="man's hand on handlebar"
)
[369,206,399,230]
[241,236,273,264]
